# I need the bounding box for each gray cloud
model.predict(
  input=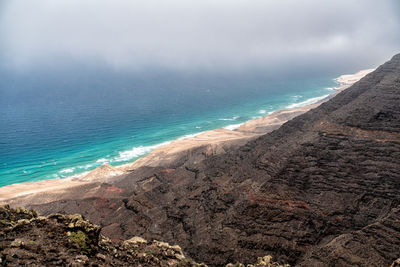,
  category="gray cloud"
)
[0,0,399,72]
